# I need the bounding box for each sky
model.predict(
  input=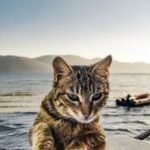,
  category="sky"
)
[0,0,150,62]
